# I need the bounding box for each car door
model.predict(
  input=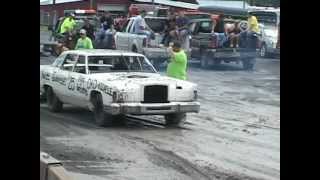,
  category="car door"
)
[65,55,89,107]
[128,19,143,51]
[115,19,132,50]
[53,53,78,103]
